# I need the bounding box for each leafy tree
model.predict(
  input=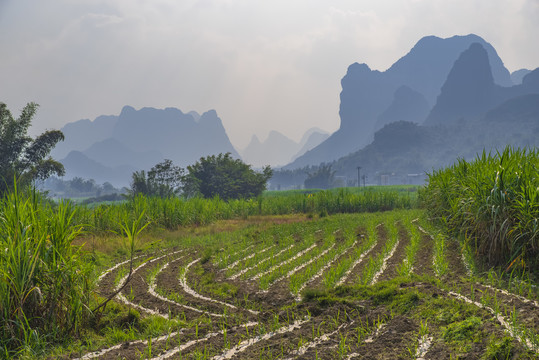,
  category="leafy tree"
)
[130,170,150,196]
[129,159,183,198]
[0,102,65,193]
[69,177,96,194]
[304,164,335,189]
[148,159,184,198]
[183,153,272,200]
